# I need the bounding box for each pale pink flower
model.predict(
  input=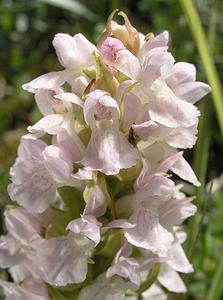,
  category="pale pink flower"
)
[67,214,102,245]
[81,89,139,174]
[107,243,140,289]
[0,278,50,300]
[22,33,96,94]
[37,232,95,286]
[78,274,131,300]
[8,132,81,213]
